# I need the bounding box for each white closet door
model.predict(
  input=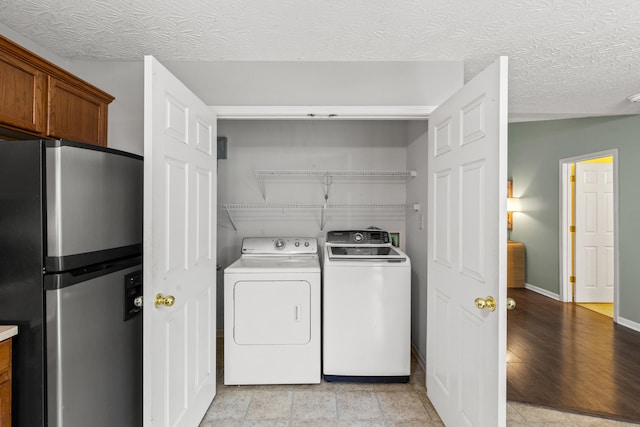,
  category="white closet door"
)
[427,56,508,427]
[143,55,217,427]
